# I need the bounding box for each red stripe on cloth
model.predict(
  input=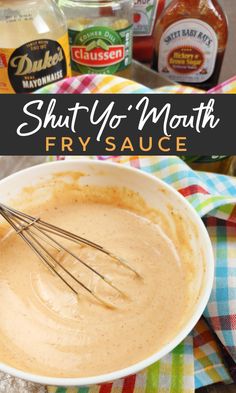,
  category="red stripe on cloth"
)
[76,75,96,93]
[226,221,236,231]
[129,156,141,169]
[122,375,136,393]
[203,216,217,226]
[229,205,236,223]
[204,217,236,229]
[99,383,113,393]
[211,314,236,330]
[193,330,214,347]
[178,185,210,197]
